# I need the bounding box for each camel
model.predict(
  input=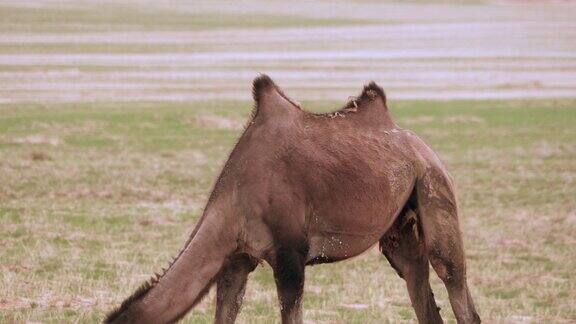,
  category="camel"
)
[106,75,480,324]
